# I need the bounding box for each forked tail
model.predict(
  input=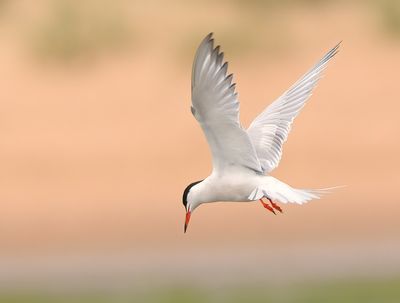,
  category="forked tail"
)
[248,176,343,205]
